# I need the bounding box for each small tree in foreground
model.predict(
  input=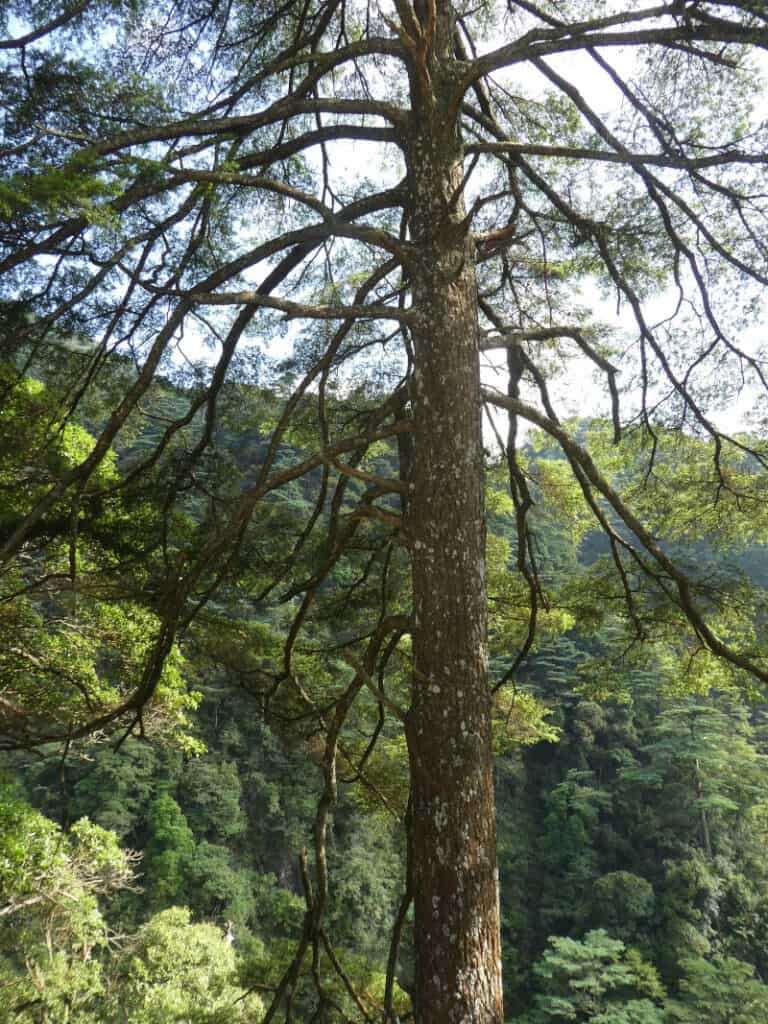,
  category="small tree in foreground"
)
[3,2,768,1020]
[107,906,264,1024]
[0,782,135,1022]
